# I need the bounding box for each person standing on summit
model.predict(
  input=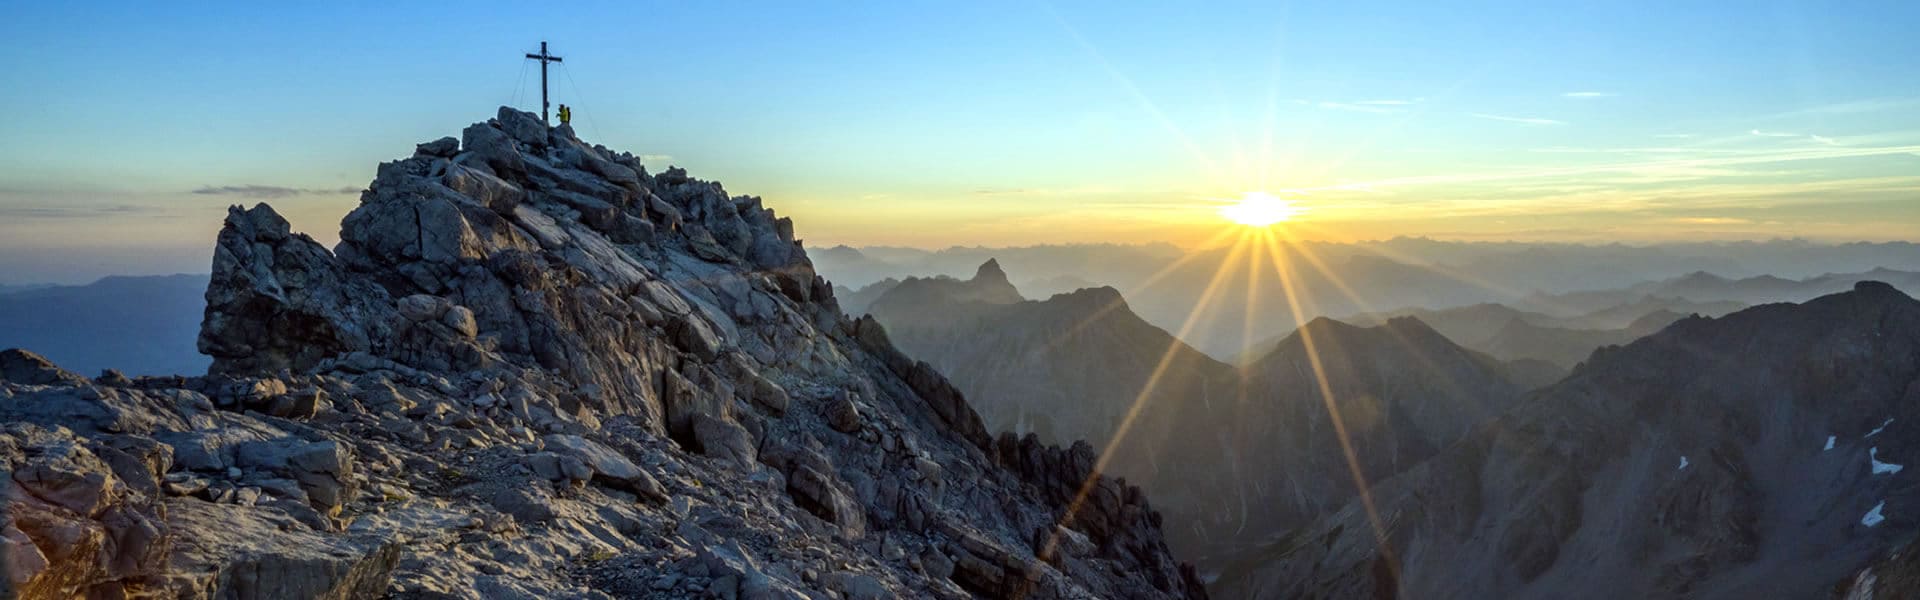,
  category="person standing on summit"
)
[557,104,572,126]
